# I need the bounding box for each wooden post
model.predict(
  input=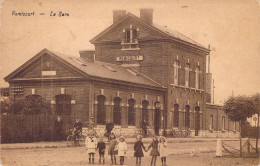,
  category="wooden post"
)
[256,98,259,154]
[240,121,242,157]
